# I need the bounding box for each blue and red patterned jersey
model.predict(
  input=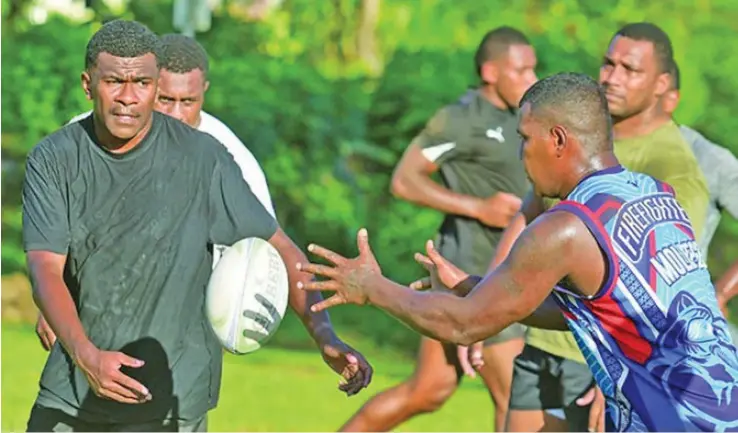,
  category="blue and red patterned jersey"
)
[548,165,738,432]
